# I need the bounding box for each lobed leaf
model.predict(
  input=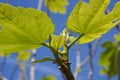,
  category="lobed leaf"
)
[0,3,54,53]
[67,0,120,44]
